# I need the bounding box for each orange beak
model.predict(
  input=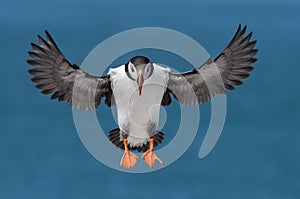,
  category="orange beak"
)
[137,72,144,95]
